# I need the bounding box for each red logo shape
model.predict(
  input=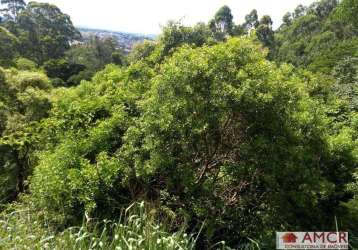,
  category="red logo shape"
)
[282,233,298,243]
